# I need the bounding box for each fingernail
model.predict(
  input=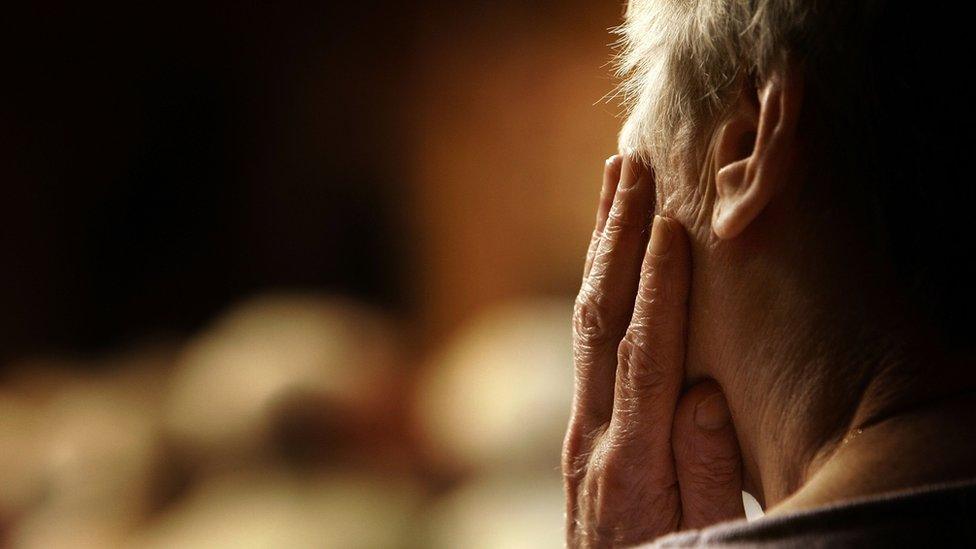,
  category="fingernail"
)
[618,159,639,191]
[649,215,672,256]
[695,392,731,431]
